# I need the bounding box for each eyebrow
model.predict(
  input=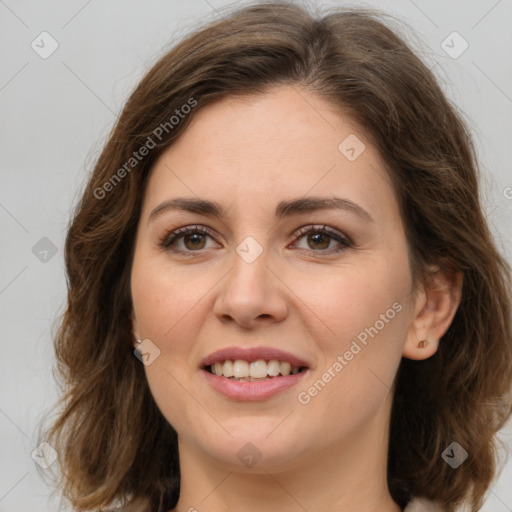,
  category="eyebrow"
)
[148,196,373,224]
